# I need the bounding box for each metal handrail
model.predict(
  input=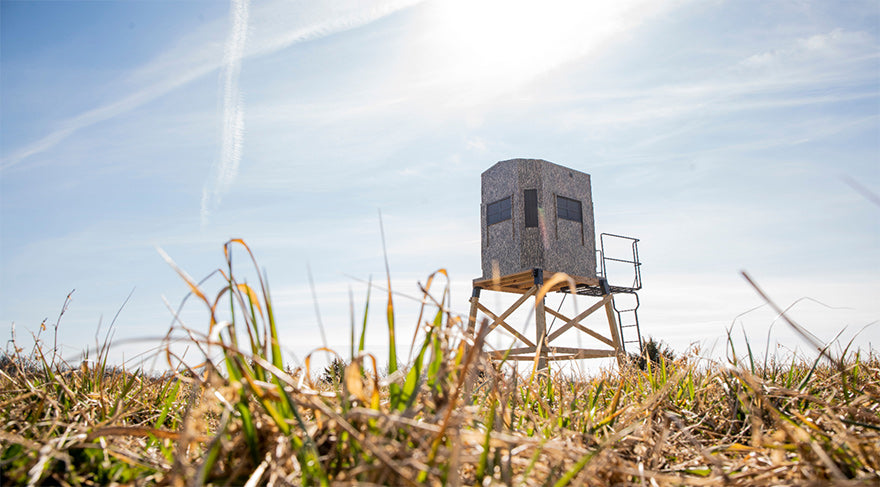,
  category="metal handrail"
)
[599,233,642,291]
